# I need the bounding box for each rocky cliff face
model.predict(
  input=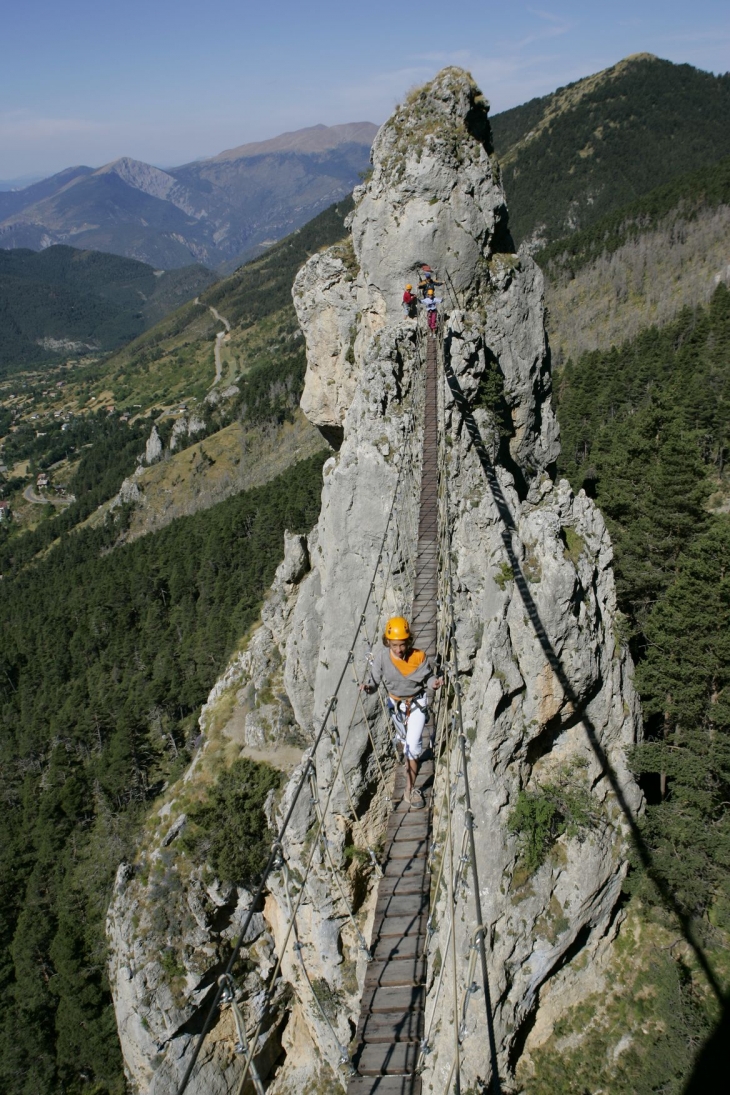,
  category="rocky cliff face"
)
[108,67,641,1093]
